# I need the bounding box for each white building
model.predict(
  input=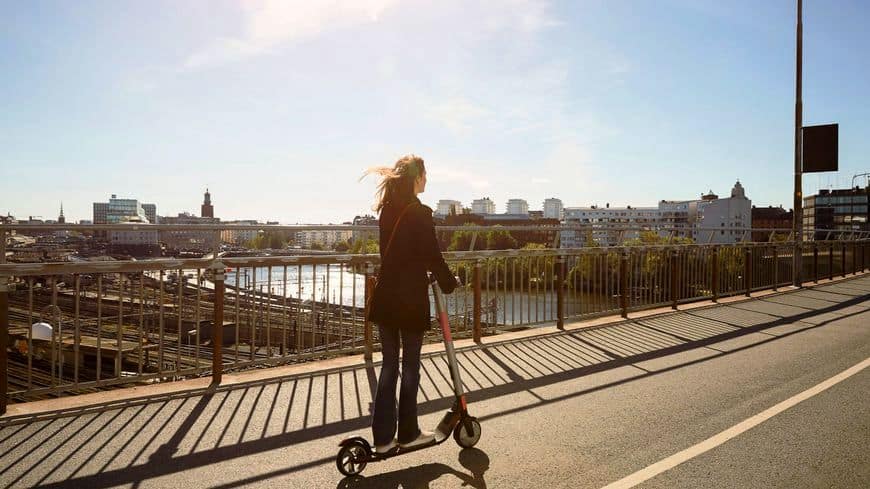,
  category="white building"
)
[295,229,353,249]
[561,182,751,246]
[93,194,157,242]
[160,212,220,249]
[506,199,529,215]
[689,182,751,243]
[435,200,463,217]
[108,216,158,245]
[543,198,563,220]
[562,205,661,246]
[472,198,496,215]
[221,220,259,245]
[658,200,692,238]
